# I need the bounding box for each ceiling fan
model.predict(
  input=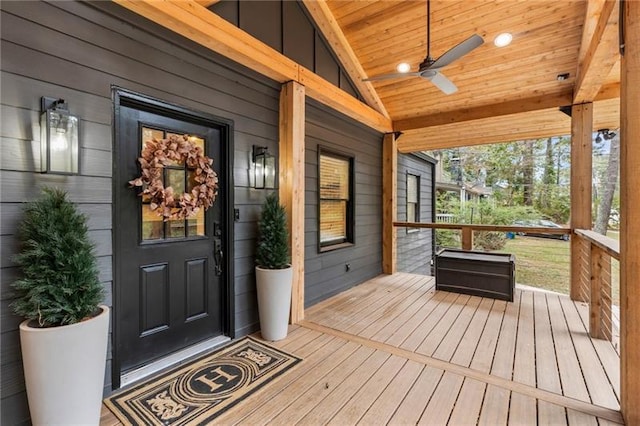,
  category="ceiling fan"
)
[363,0,484,95]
